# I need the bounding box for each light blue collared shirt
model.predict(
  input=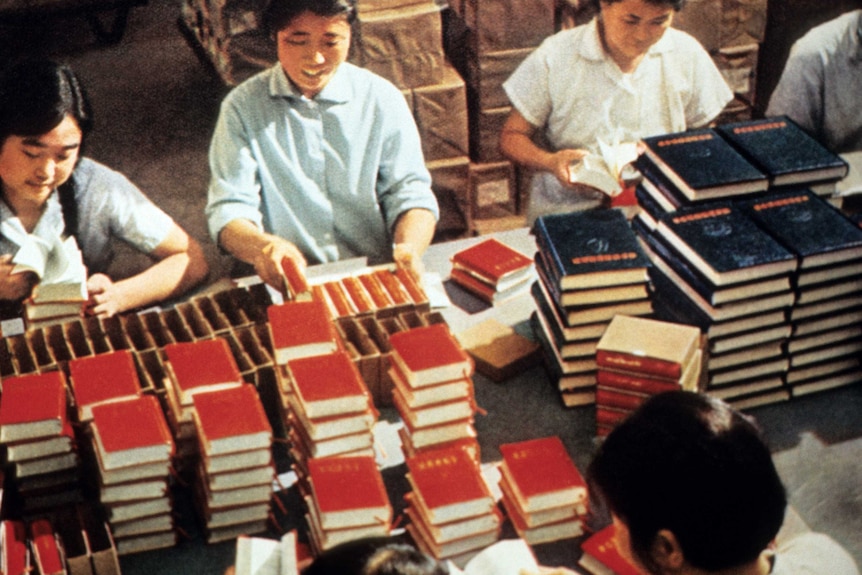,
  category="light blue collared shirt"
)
[205,62,439,266]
